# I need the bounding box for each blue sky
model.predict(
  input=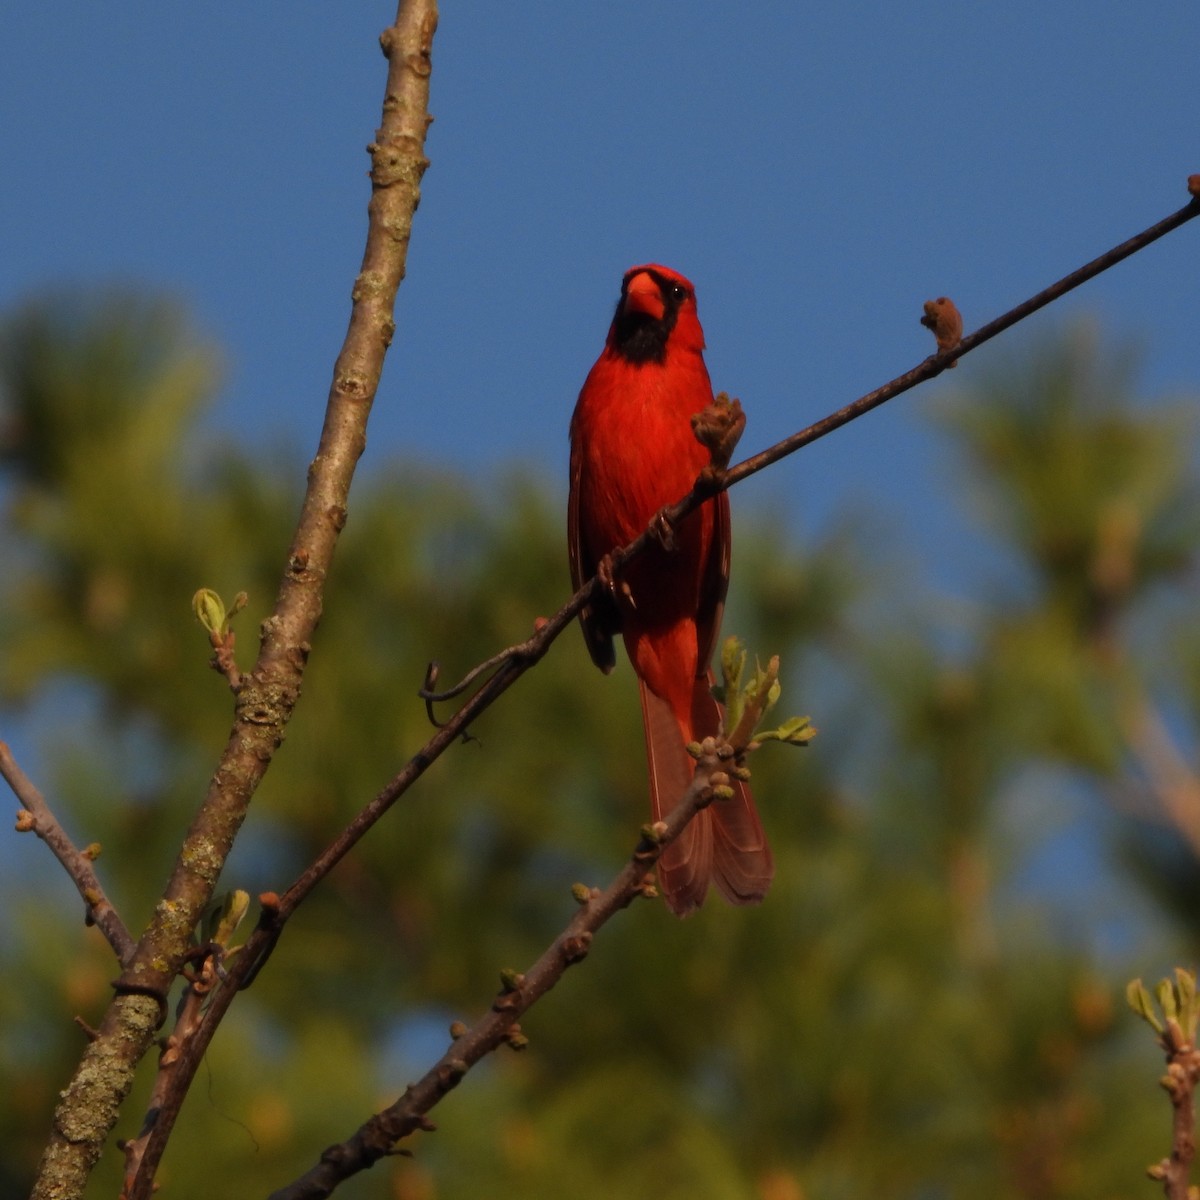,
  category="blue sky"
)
[4,4,1196,536]
[2,5,1198,901]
